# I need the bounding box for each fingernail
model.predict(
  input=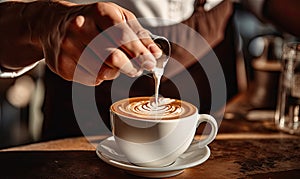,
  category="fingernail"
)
[148,43,162,59]
[127,69,143,77]
[142,60,156,71]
